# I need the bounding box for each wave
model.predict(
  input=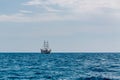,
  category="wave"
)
[77,77,115,80]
